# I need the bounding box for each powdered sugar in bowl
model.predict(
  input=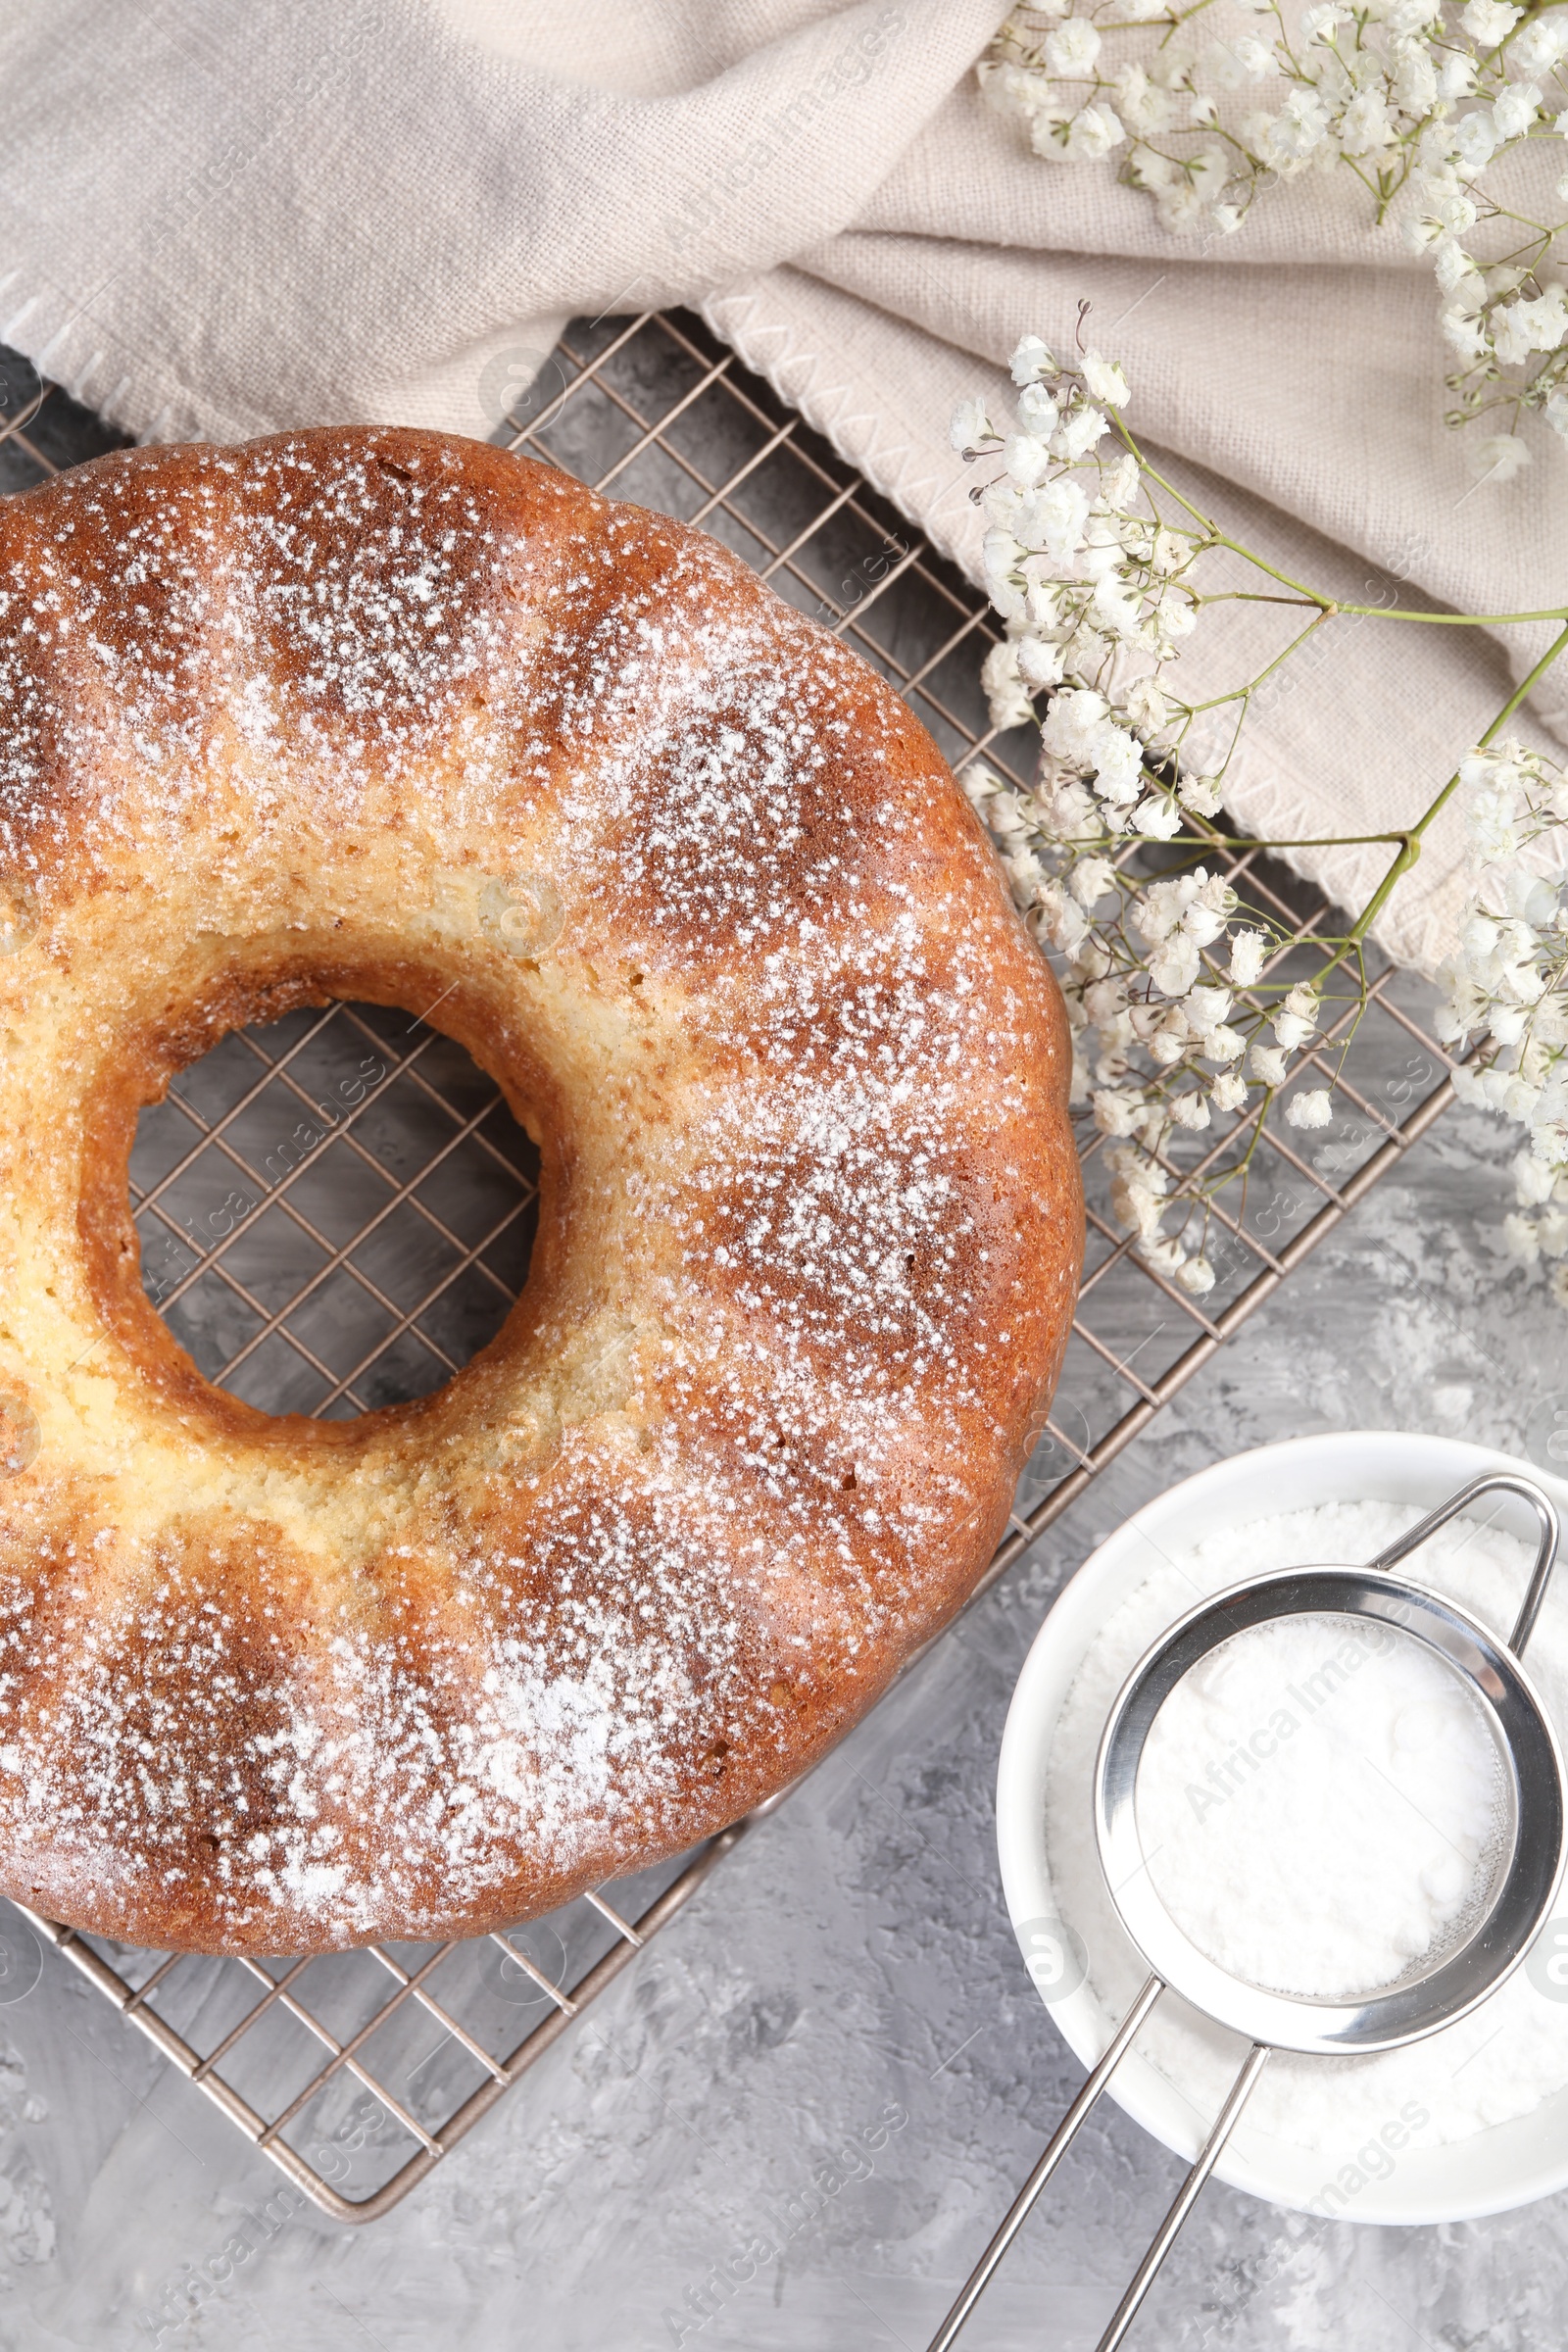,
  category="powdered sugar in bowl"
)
[998,1433,1568,2225]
